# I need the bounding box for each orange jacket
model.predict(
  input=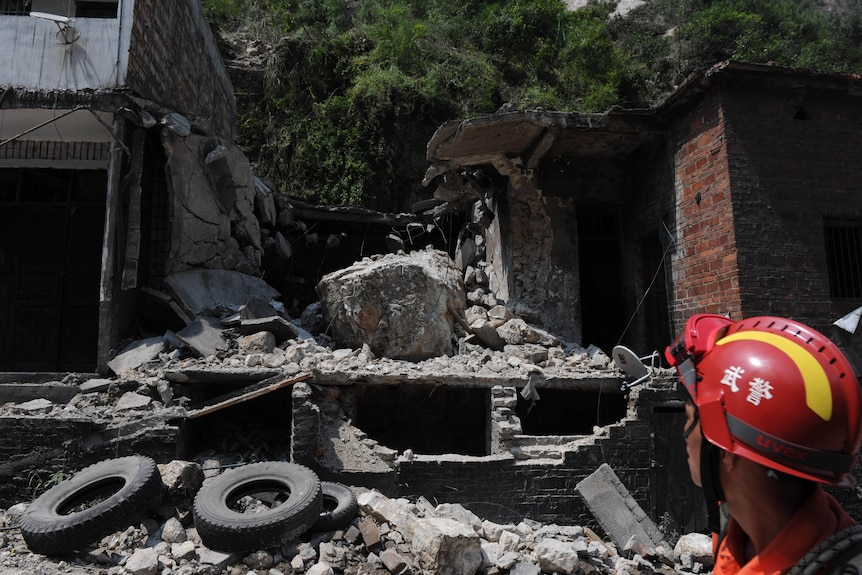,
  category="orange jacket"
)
[712,485,856,575]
